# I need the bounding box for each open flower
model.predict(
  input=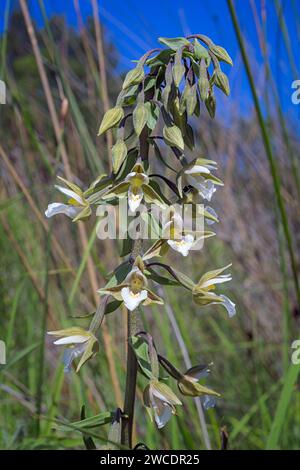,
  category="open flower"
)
[98,259,163,311]
[158,355,220,410]
[102,163,165,212]
[45,176,91,221]
[177,364,220,404]
[192,264,236,317]
[143,379,182,429]
[143,209,215,260]
[178,158,223,201]
[47,327,98,372]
